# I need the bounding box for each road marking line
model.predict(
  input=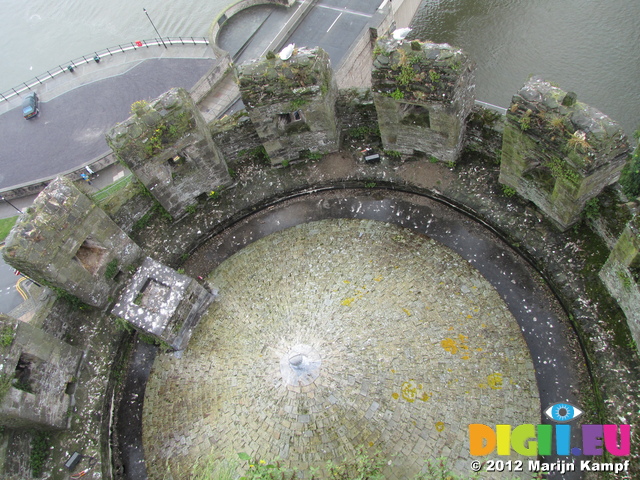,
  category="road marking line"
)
[260,0,309,57]
[327,12,343,33]
[316,4,373,18]
[16,277,28,300]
